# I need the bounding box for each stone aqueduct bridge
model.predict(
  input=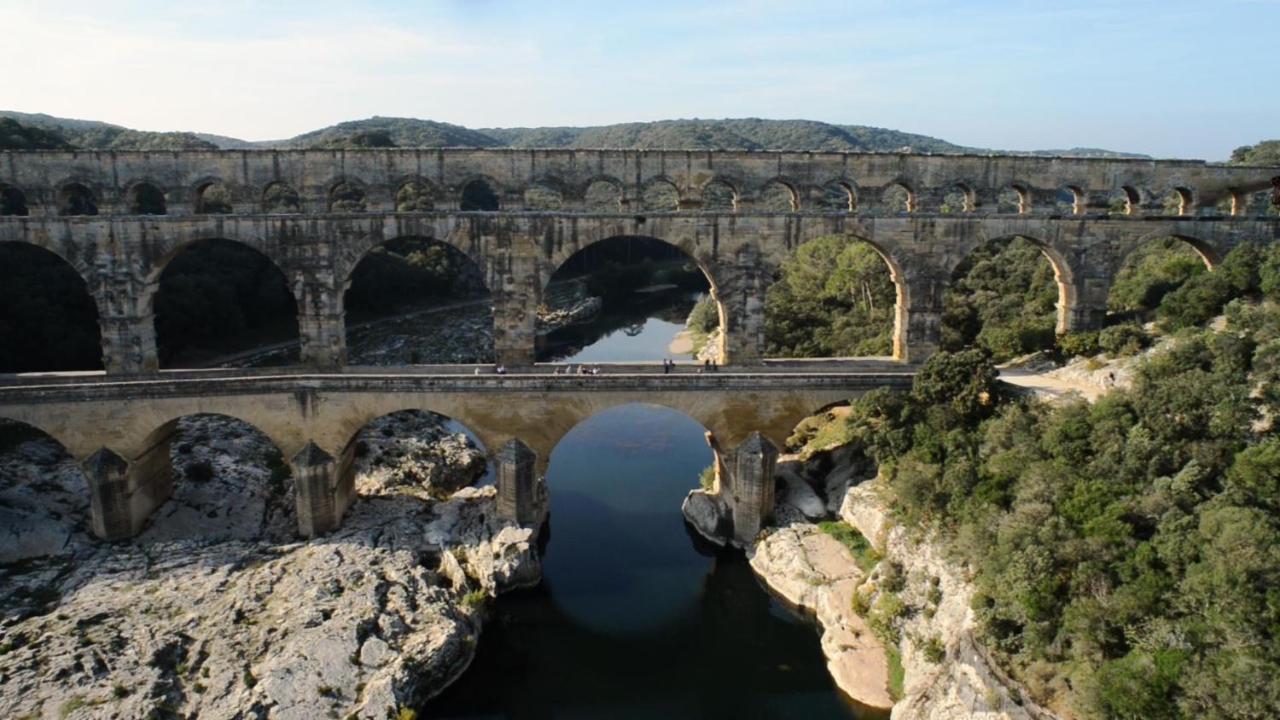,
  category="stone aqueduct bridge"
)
[0,369,912,546]
[0,148,1277,371]
[1,149,1278,546]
